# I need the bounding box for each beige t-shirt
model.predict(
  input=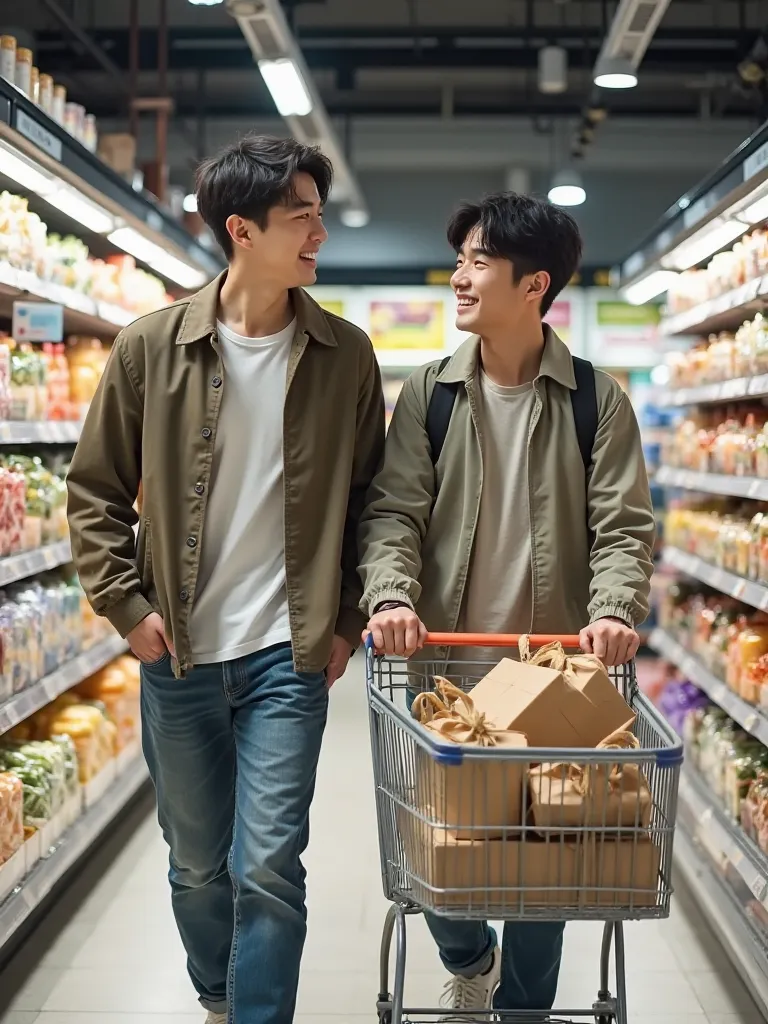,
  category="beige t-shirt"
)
[462,371,535,668]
